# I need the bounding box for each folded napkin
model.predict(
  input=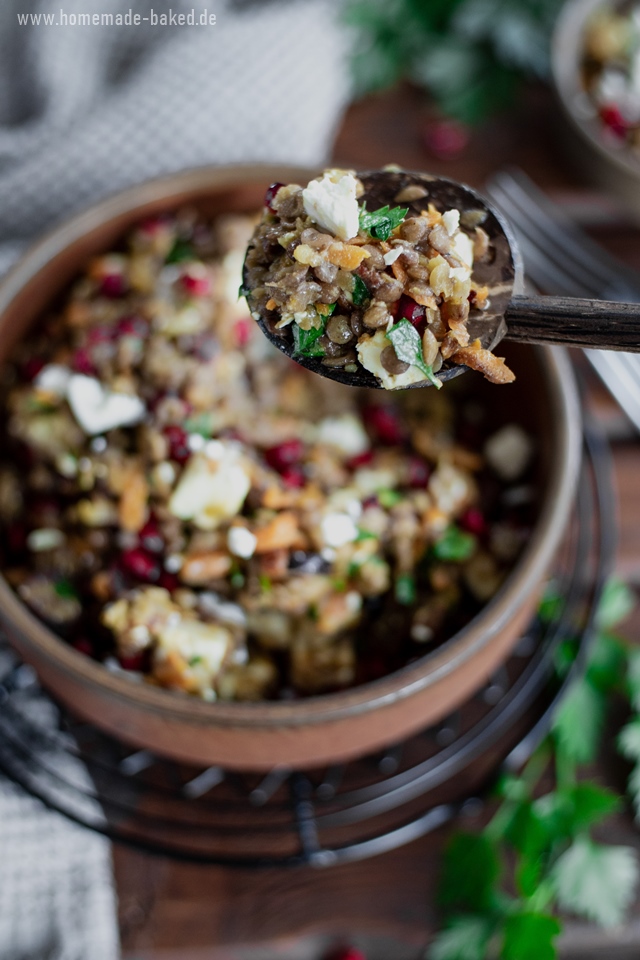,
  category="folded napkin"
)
[0,2,350,957]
